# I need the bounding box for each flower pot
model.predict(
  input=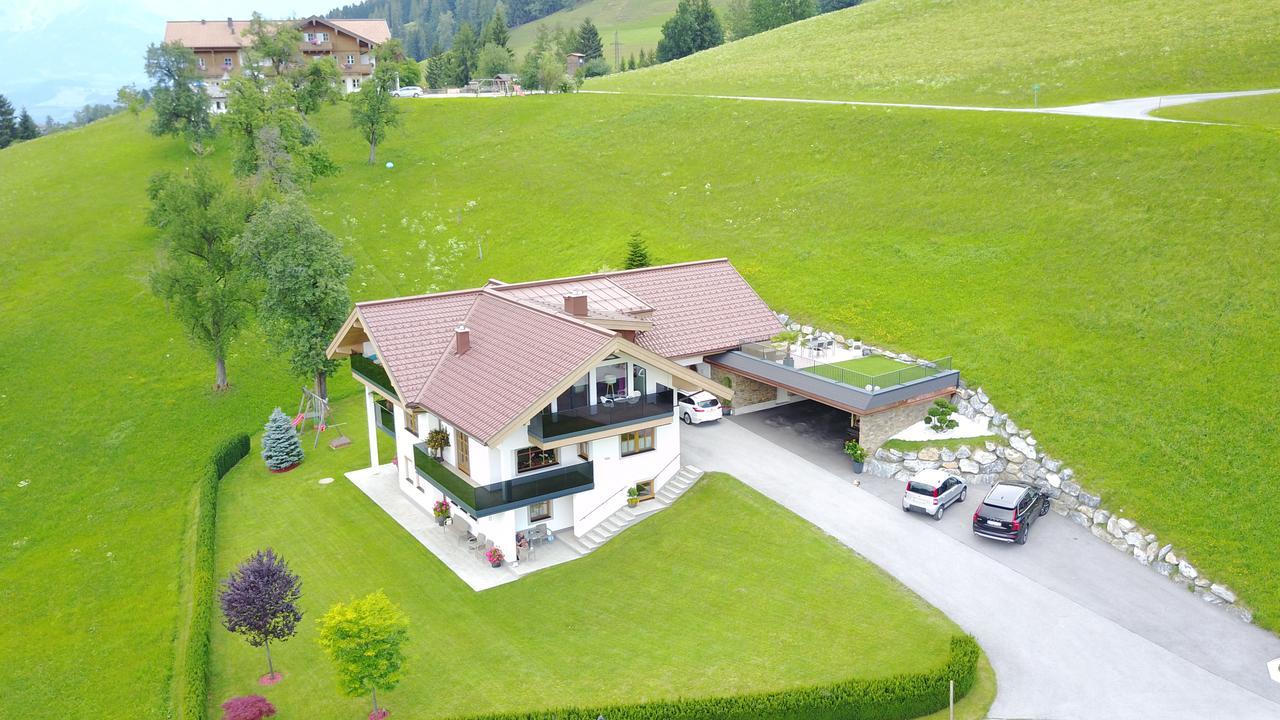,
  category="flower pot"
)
[627,498,638,507]
[435,517,448,527]
[851,460,865,474]
[490,560,502,568]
